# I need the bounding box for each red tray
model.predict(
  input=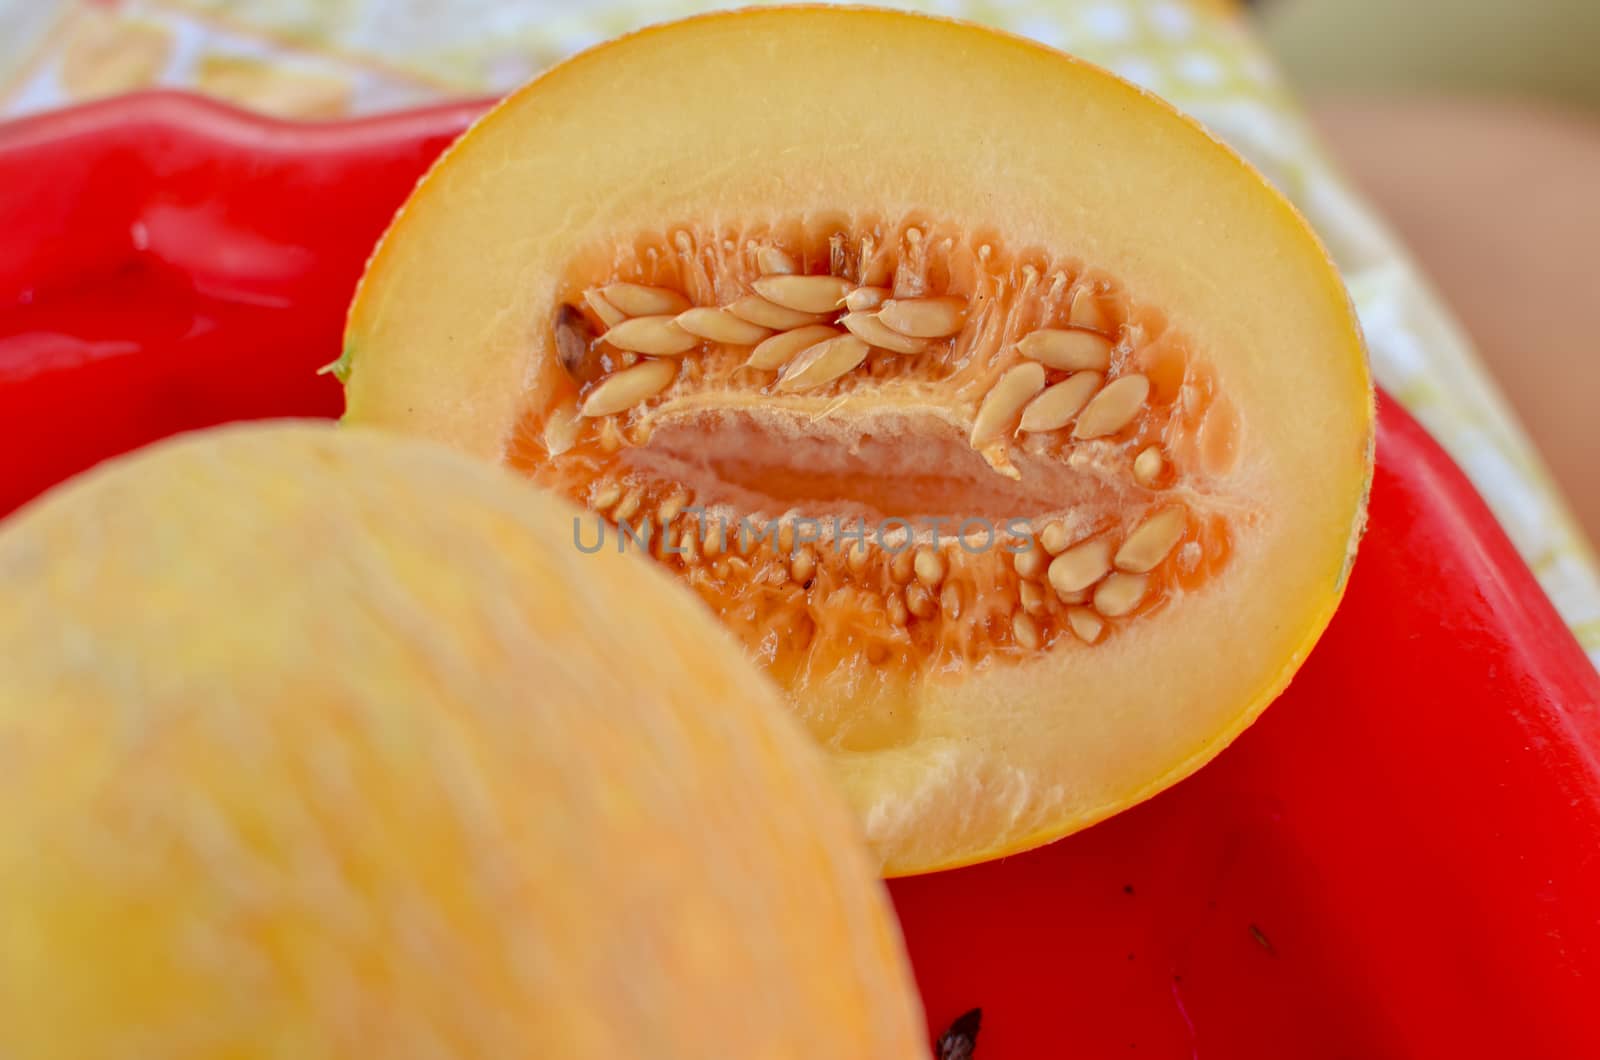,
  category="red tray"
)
[3,93,1597,1058]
